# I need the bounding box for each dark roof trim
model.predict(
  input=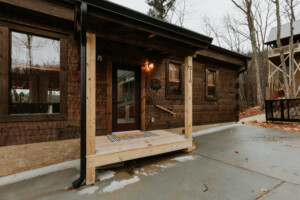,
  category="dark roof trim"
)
[64,0,213,46]
[209,44,251,60]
